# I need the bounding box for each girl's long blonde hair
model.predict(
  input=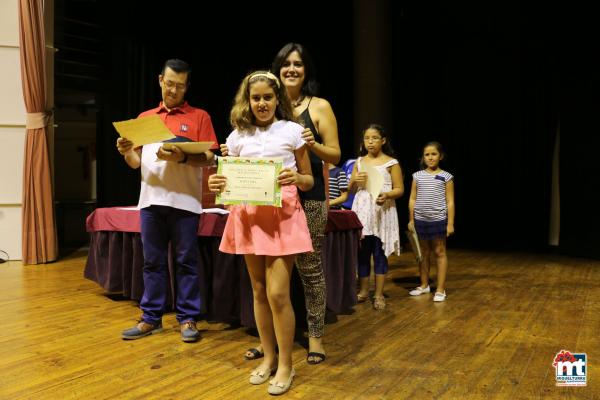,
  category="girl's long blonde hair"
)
[229,70,296,132]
